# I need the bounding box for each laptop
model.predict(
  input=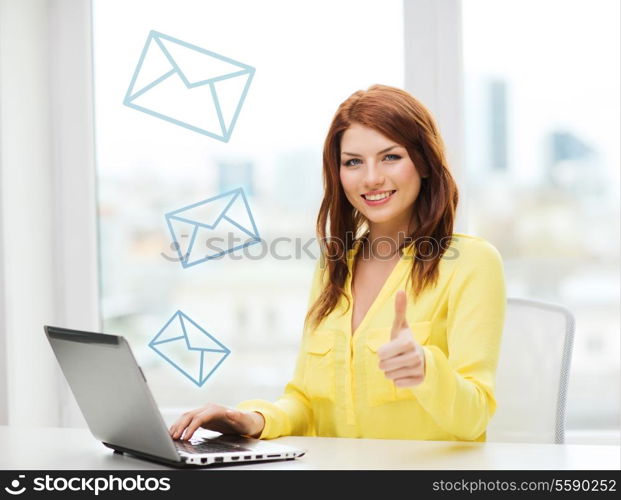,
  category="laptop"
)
[44,325,306,468]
